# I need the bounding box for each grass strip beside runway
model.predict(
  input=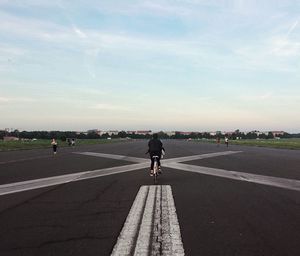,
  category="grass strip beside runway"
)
[0,139,126,151]
[195,138,300,150]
